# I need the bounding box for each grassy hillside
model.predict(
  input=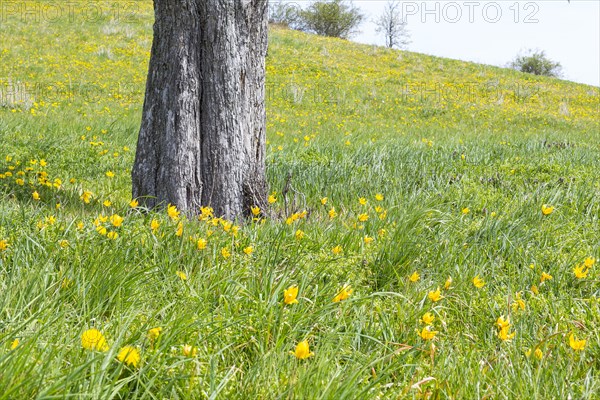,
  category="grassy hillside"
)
[1,3,599,399]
